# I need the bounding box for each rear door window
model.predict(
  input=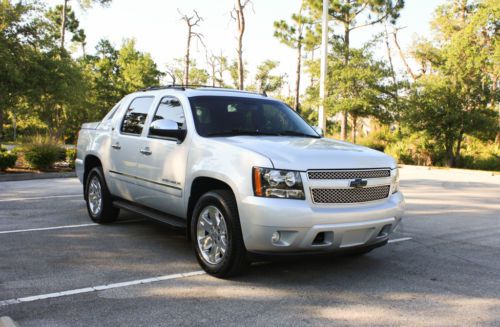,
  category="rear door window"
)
[120,96,154,135]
